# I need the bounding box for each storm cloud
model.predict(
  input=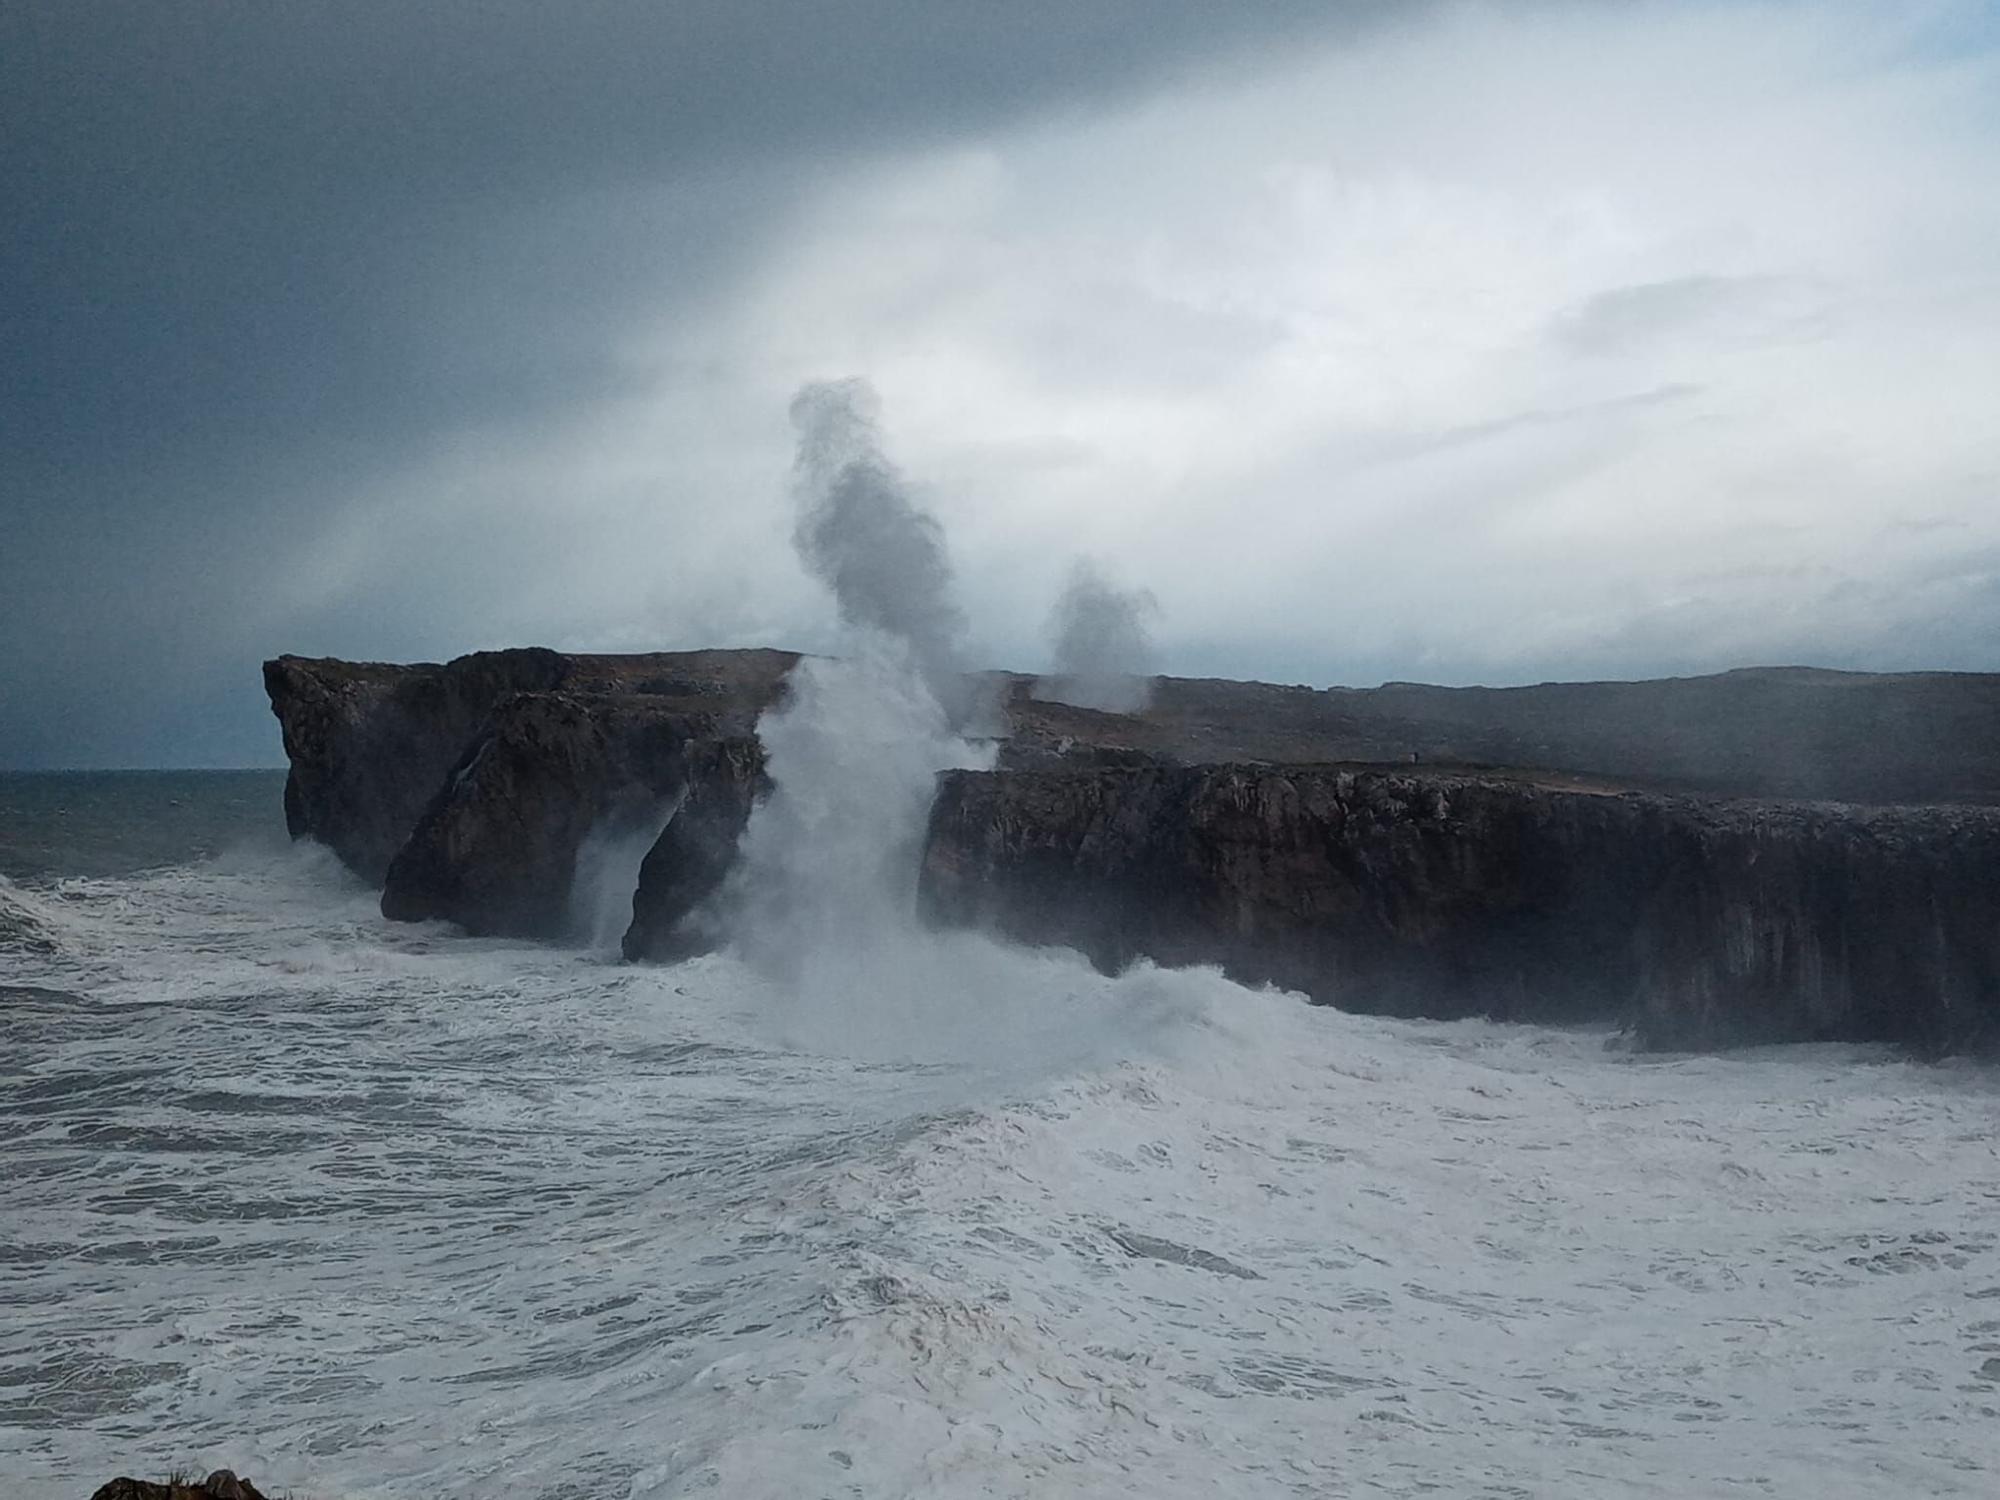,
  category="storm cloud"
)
[4,1,1998,765]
